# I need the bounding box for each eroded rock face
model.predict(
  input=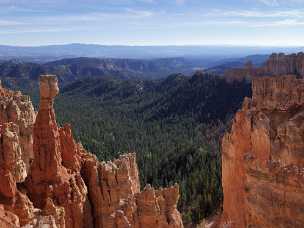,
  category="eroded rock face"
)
[0,205,20,227]
[82,151,183,228]
[220,75,304,227]
[0,83,36,181]
[0,75,183,228]
[224,52,304,82]
[30,75,67,183]
[265,53,304,77]
[25,75,87,228]
[224,62,264,83]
